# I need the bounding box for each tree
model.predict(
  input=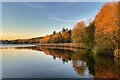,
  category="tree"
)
[71,21,86,43]
[84,22,95,49]
[94,2,119,55]
[40,35,51,43]
[53,31,56,34]
[62,27,66,32]
[62,28,71,43]
[39,28,71,43]
[50,33,62,43]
